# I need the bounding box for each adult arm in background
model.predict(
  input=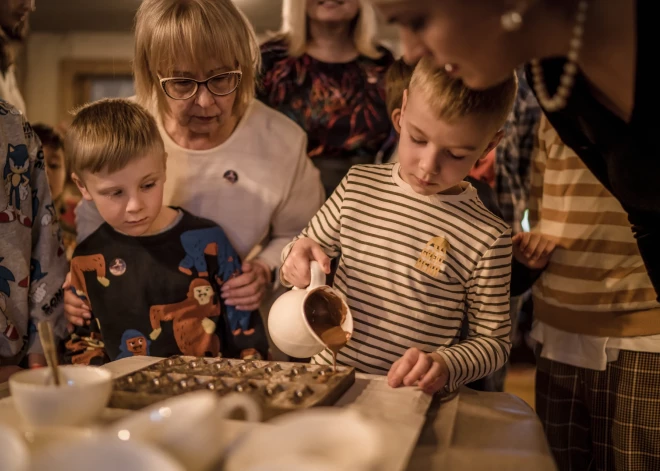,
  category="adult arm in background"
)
[254,131,325,274]
[221,131,325,309]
